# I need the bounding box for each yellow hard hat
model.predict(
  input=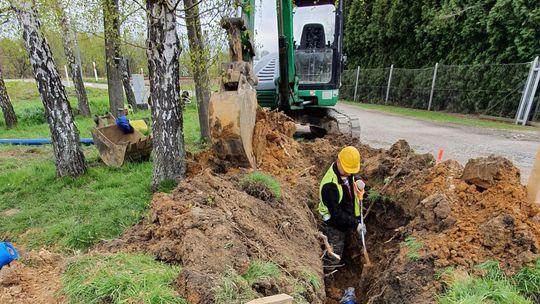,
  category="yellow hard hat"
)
[338,146,361,174]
